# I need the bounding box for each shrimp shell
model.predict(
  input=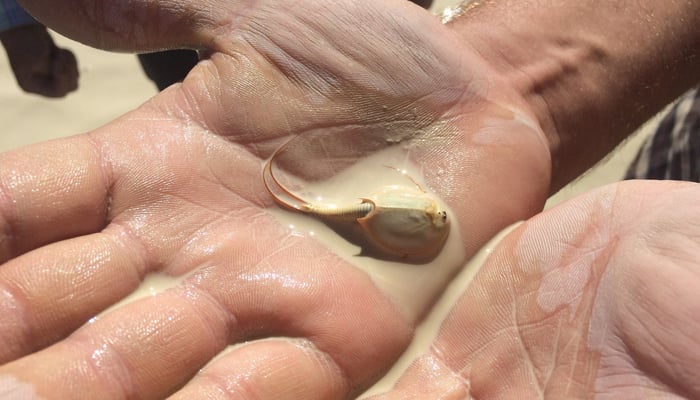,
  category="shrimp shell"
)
[262,144,450,257]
